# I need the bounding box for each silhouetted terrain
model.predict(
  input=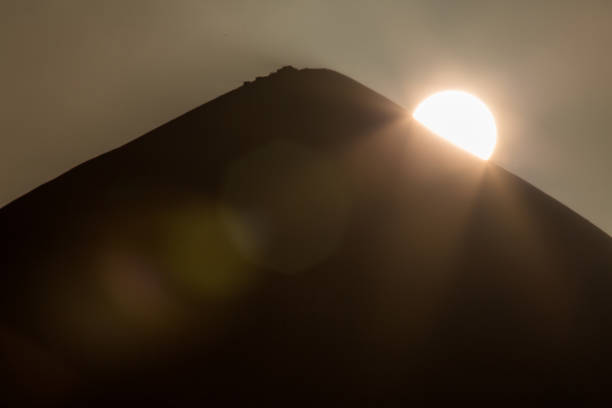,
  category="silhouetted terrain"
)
[1,66,611,403]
